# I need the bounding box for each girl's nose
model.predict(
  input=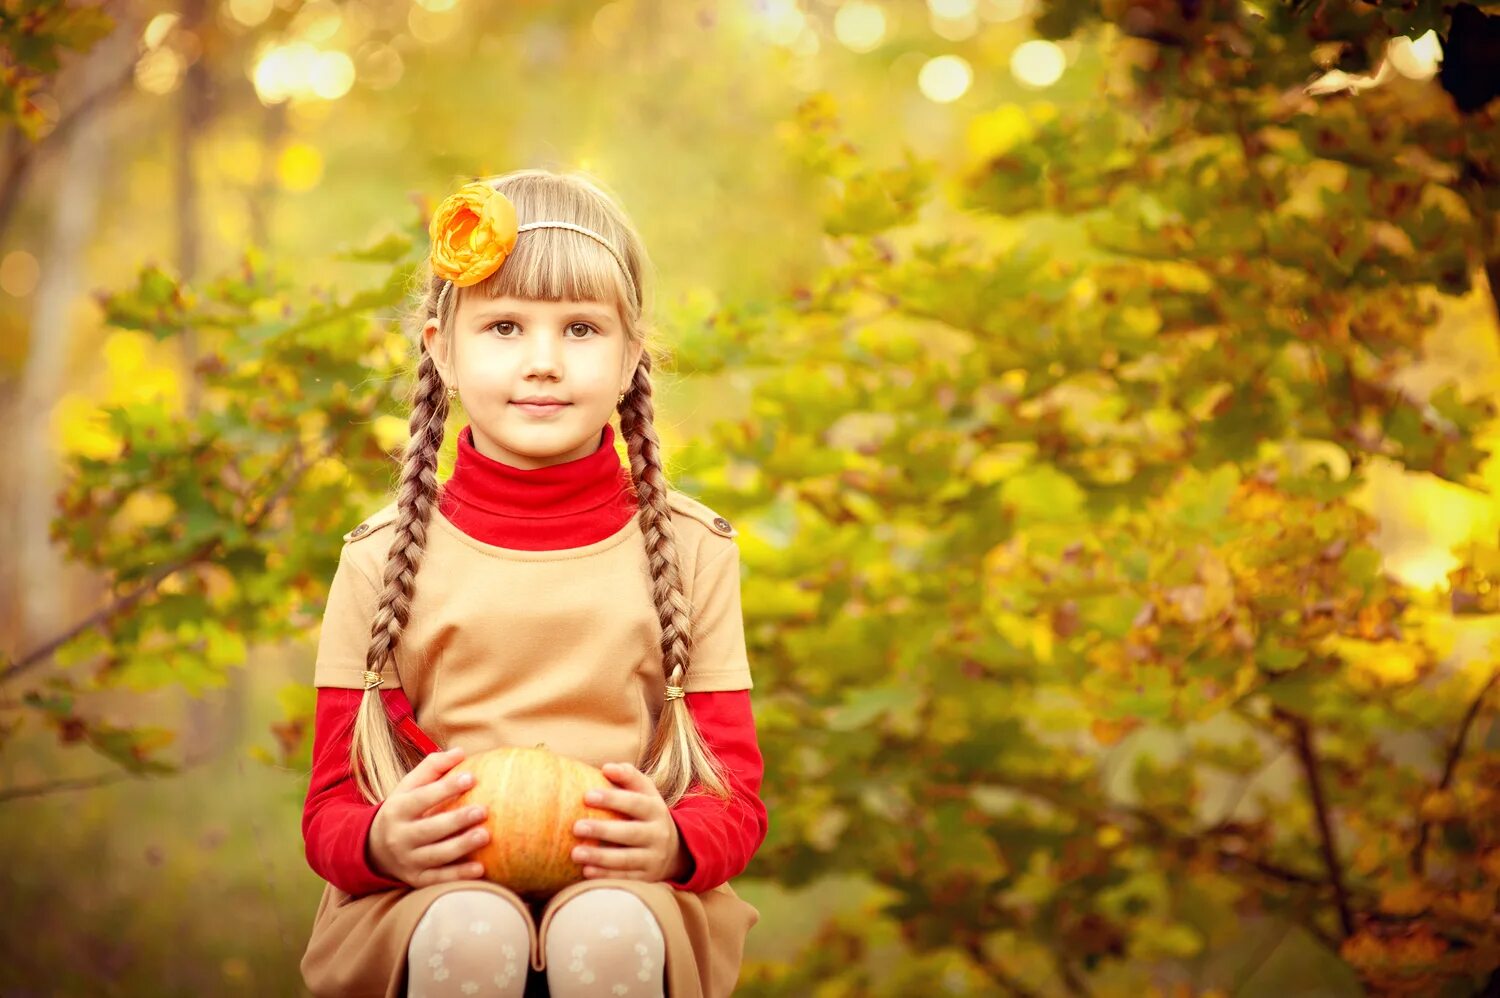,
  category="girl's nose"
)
[522,336,563,377]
